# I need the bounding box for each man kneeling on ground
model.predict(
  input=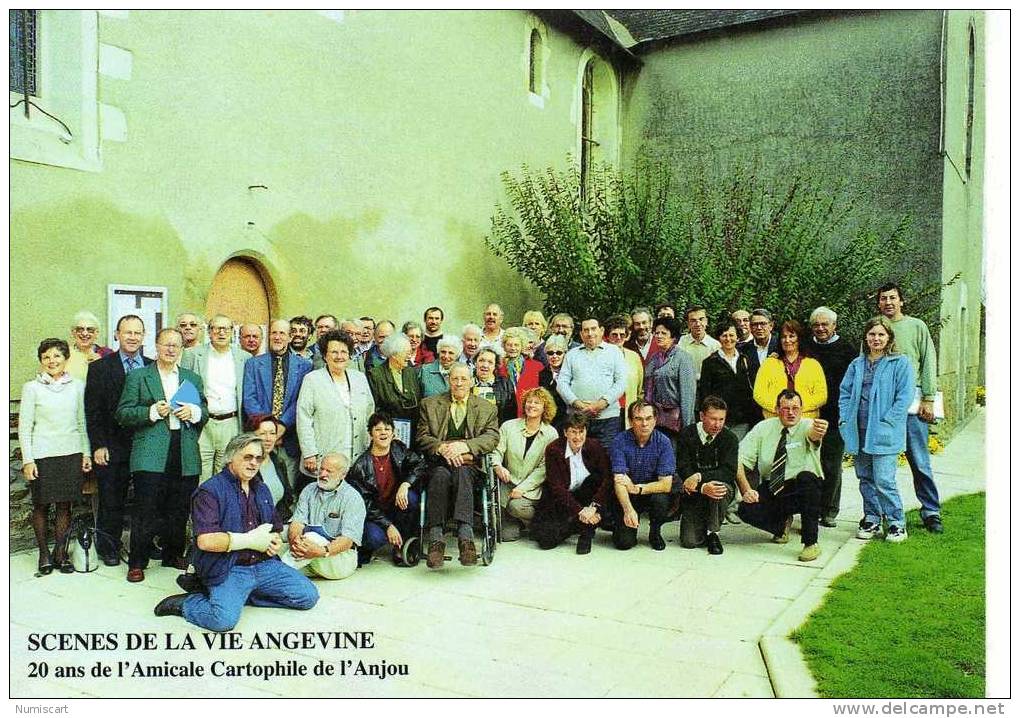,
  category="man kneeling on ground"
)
[737,389,828,562]
[280,452,366,579]
[531,410,611,554]
[609,400,676,551]
[675,395,738,555]
[153,433,318,631]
